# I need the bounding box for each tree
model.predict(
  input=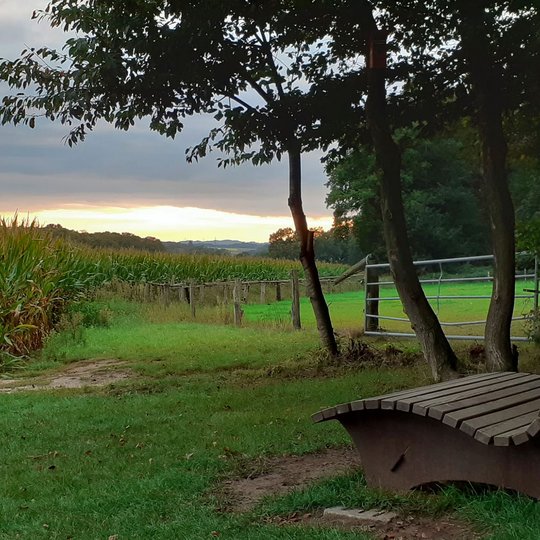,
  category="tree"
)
[268,227,299,260]
[321,1,459,380]
[0,1,366,357]
[326,132,491,261]
[268,223,362,263]
[384,0,539,370]
[322,0,538,374]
